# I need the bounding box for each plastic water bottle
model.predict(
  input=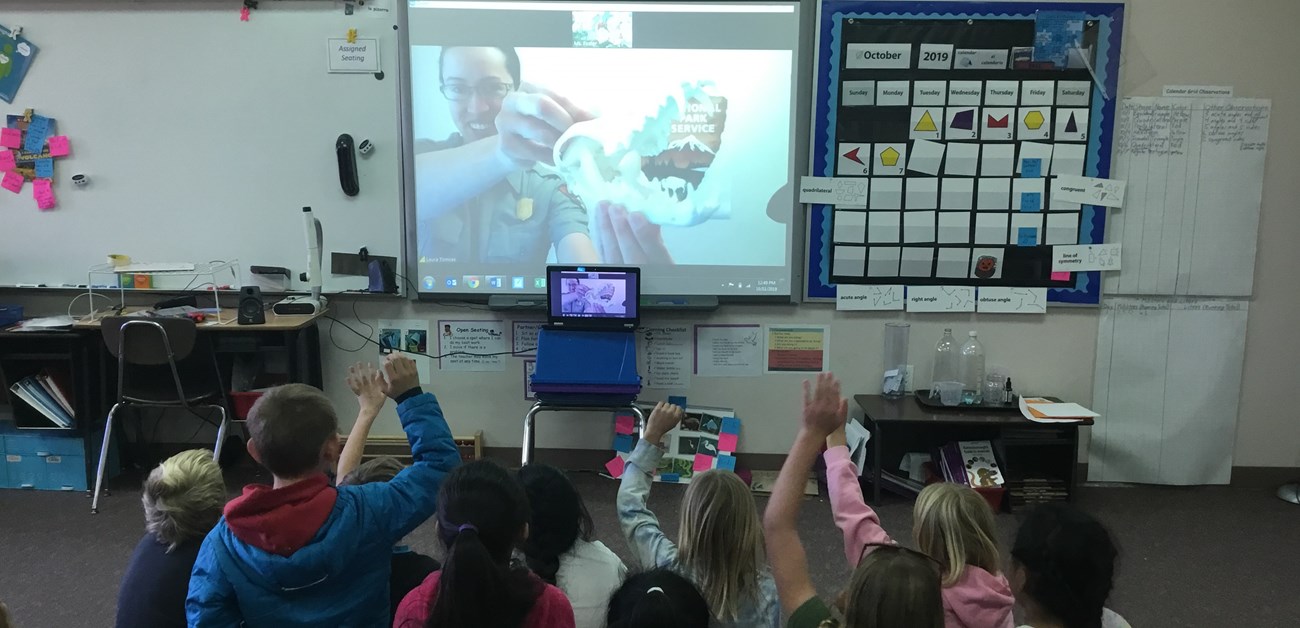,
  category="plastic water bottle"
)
[930,329,959,398]
[959,331,986,405]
